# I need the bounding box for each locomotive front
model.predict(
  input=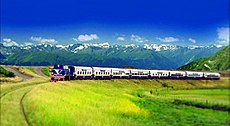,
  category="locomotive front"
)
[50,65,66,81]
